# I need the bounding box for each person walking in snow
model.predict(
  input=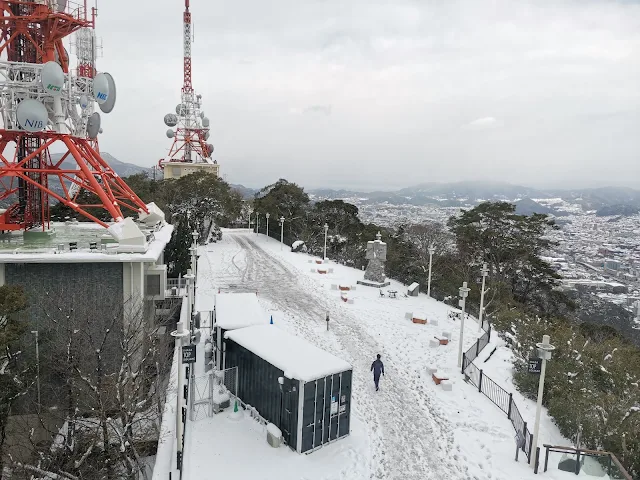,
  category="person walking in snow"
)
[371,354,384,391]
